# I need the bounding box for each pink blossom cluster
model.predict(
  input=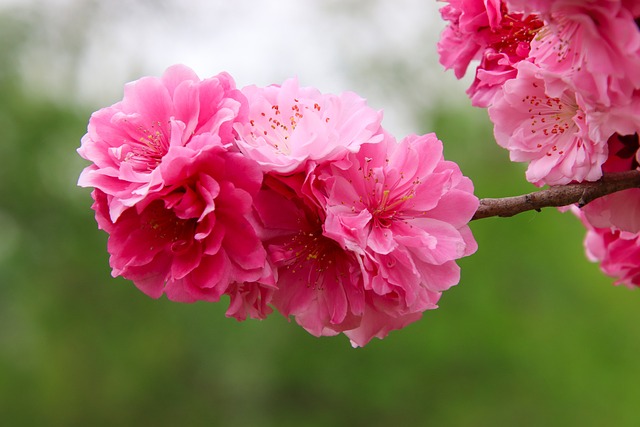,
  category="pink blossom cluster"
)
[439,1,640,287]
[438,0,640,286]
[78,65,478,346]
[439,0,640,186]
